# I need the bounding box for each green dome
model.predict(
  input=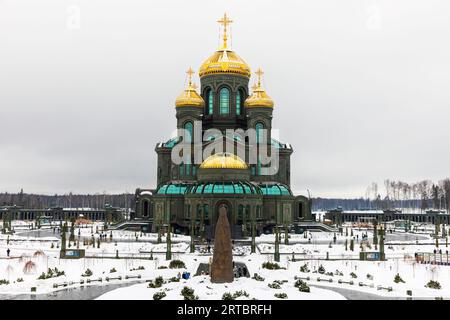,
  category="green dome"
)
[156,182,191,195]
[258,183,292,196]
[187,181,262,195]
